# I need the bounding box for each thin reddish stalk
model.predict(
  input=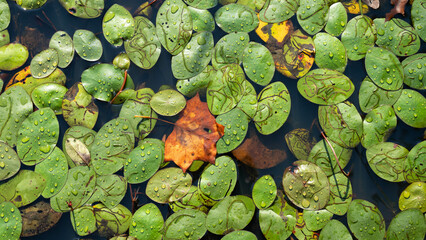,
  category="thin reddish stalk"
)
[134,115,176,125]
[110,70,128,104]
